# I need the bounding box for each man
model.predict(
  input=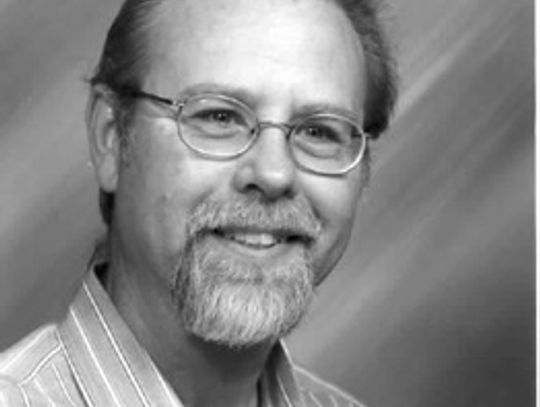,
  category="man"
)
[0,0,396,405]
